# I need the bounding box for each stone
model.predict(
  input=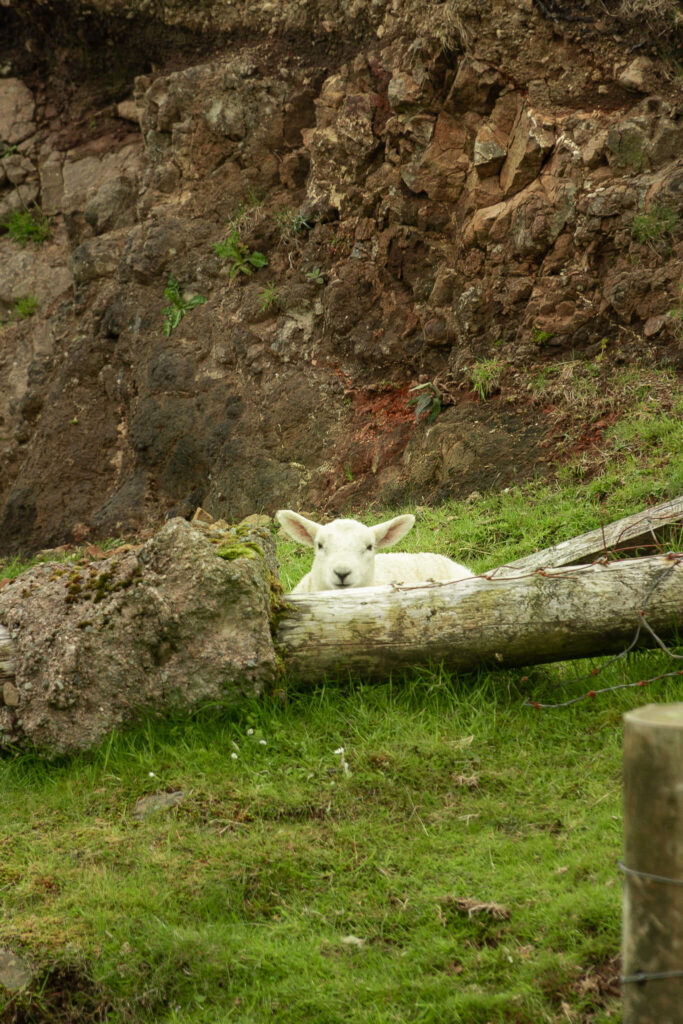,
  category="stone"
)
[387,72,423,111]
[510,179,576,256]
[618,57,654,93]
[643,314,668,337]
[0,78,35,145]
[70,233,126,285]
[500,108,555,196]
[0,182,39,222]
[240,513,273,528]
[84,176,137,234]
[401,113,470,202]
[132,790,185,819]
[0,241,72,312]
[38,153,64,215]
[580,130,609,169]
[464,199,510,248]
[116,99,140,123]
[490,91,523,137]
[0,518,279,754]
[580,183,636,217]
[473,124,507,177]
[2,153,36,186]
[61,144,142,216]
[0,949,34,992]
[606,121,649,173]
[445,57,504,115]
[2,682,19,707]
